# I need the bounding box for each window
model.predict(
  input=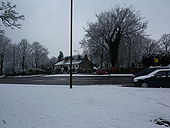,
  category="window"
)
[167,71,170,77]
[144,68,156,75]
[155,71,166,77]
